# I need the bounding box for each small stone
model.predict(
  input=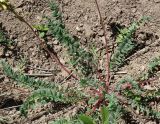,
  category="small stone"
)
[84,15,88,20]
[5,53,10,57]
[63,13,69,20]
[100,36,106,45]
[98,30,104,36]
[76,26,82,32]
[9,35,14,39]
[15,8,23,13]
[53,39,59,45]
[131,8,137,13]
[55,45,62,52]
[79,24,83,27]
[63,0,70,5]
[23,36,27,41]
[36,15,43,21]
[83,24,93,37]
